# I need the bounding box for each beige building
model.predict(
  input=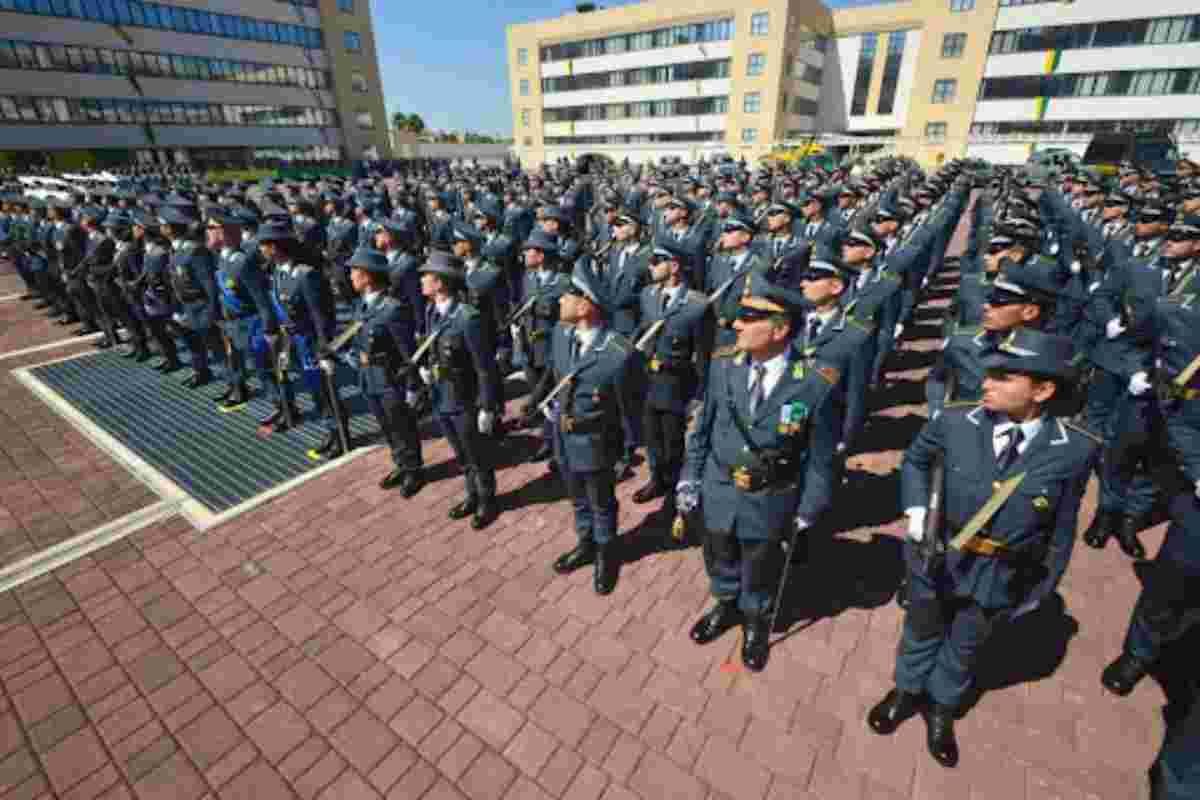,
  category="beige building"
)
[0,0,390,169]
[509,0,1200,169]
